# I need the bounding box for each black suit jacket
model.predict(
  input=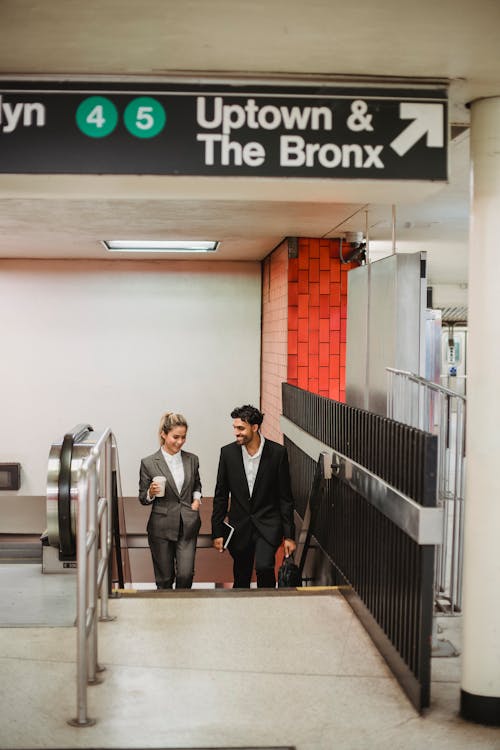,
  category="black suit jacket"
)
[211,438,295,552]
